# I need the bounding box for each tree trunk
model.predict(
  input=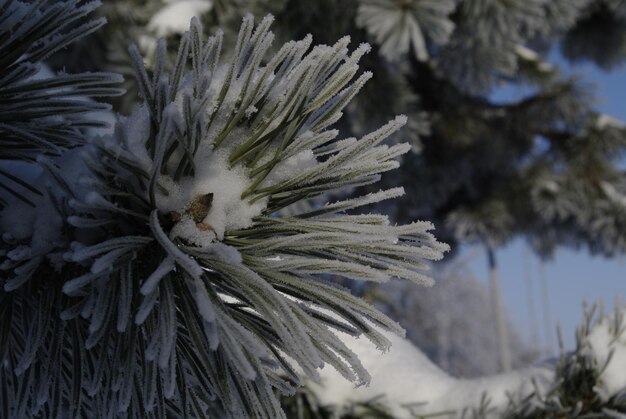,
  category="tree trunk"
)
[436,281,451,372]
[539,261,554,356]
[486,243,512,372]
[524,247,541,351]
